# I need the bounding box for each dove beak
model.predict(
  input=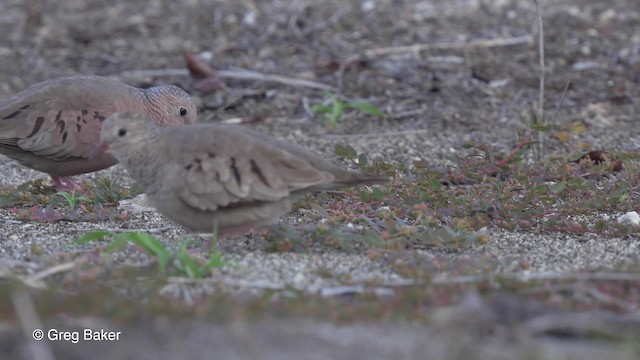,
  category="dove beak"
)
[89,141,111,160]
